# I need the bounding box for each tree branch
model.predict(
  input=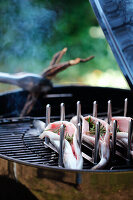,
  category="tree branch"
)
[42,55,94,79]
[20,49,94,117]
[50,47,67,66]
